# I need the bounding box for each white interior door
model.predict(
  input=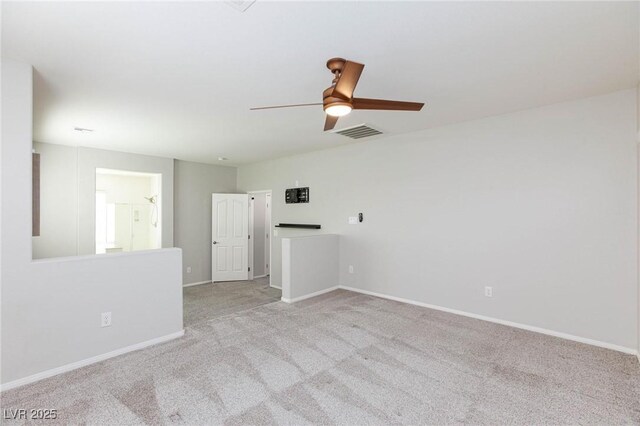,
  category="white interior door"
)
[212,193,249,282]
